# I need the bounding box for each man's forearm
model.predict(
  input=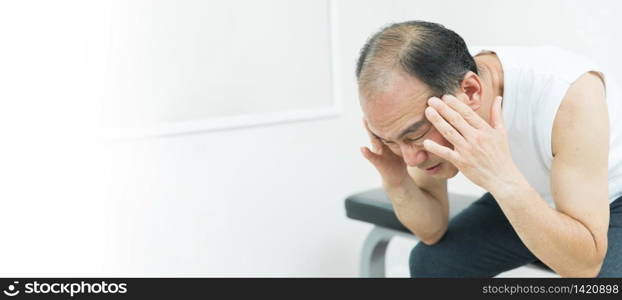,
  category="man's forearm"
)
[490,176,606,277]
[386,180,448,245]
